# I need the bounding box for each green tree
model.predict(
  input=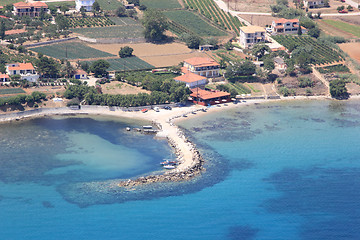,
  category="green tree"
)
[142,9,168,42]
[116,5,126,17]
[297,25,302,35]
[252,44,271,60]
[80,6,87,17]
[182,34,201,49]
[63,61,75,78]
[90,59,110,77]
[55,14,69,31]
[225,60,256,80]
[263,57,275,73]
[118,46,134,58]
[224,42,233,50]
[35,56,60,78]
[60,5,69,15]
[92,1,101,16]
[330,79,348,99]
[0,20,5,40]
